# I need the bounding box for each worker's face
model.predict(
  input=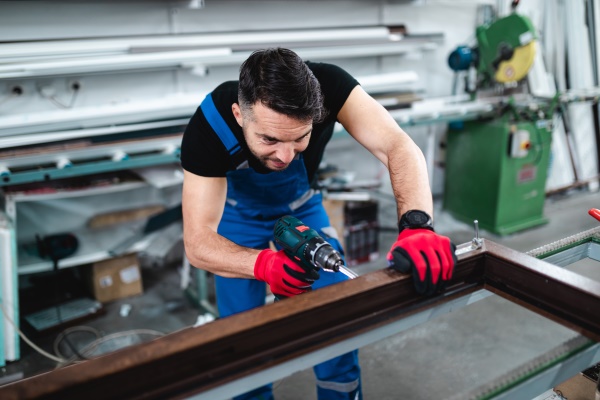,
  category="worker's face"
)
[232,102,312,172]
